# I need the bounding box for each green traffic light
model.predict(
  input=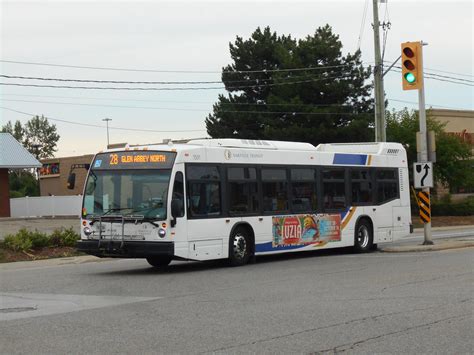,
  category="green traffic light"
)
[404,72,416,84]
